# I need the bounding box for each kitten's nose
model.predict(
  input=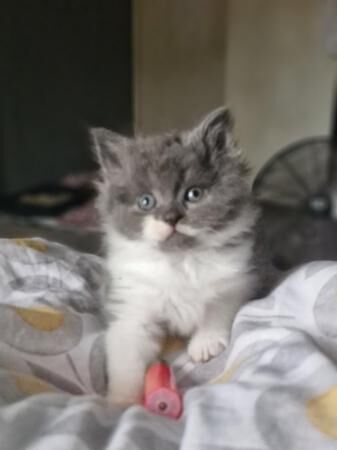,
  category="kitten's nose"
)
[162,210,182,226]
